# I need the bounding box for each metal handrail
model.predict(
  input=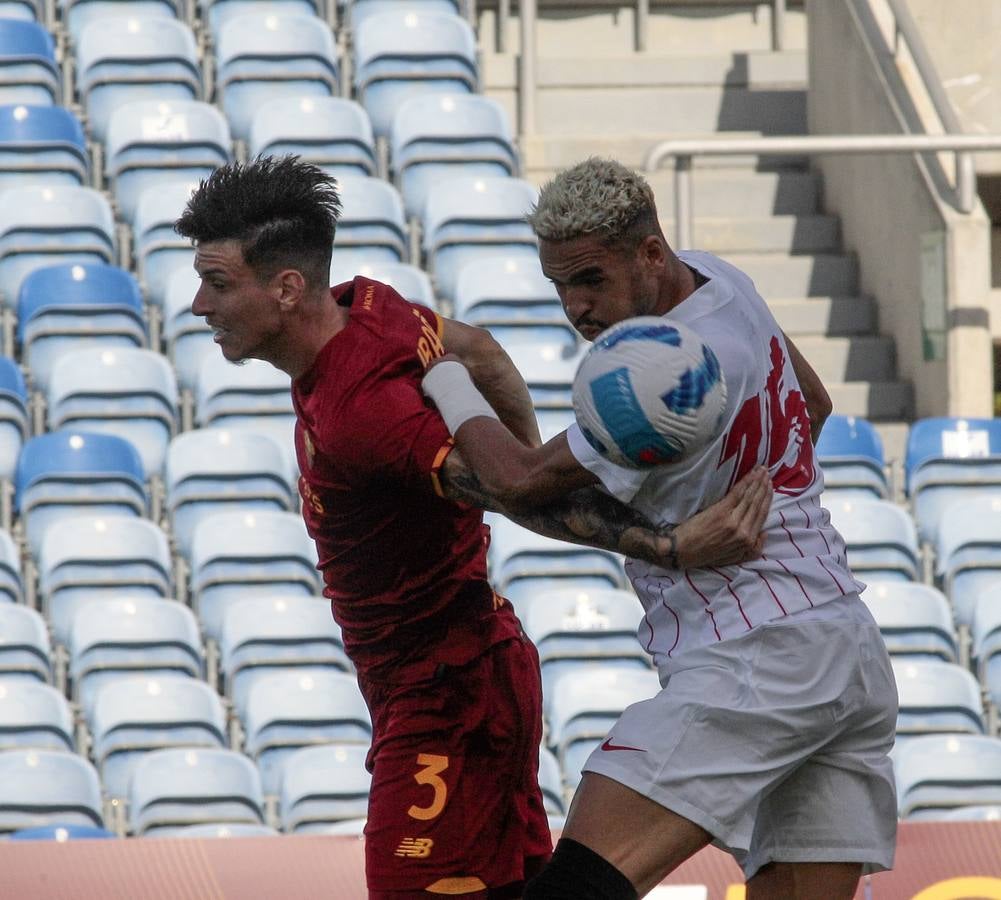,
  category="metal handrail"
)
[644,134,1001,249]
